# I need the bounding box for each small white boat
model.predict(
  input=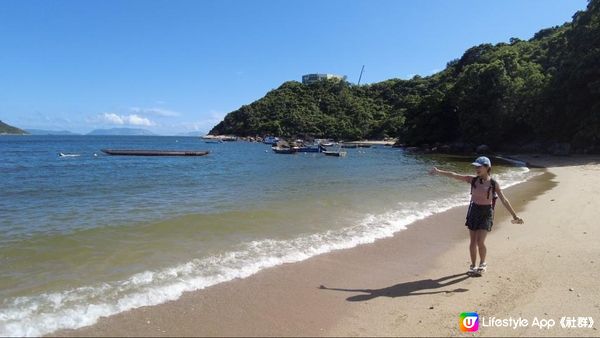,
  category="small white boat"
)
[59,152,80,157]
[263,136,279,145]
